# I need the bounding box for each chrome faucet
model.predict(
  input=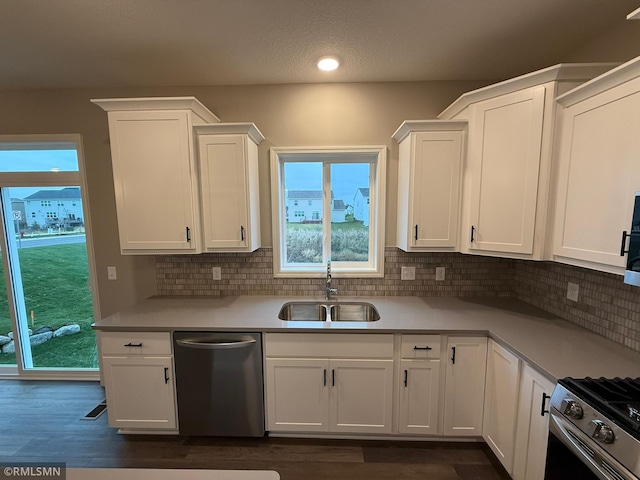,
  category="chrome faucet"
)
[325,258,338,300]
